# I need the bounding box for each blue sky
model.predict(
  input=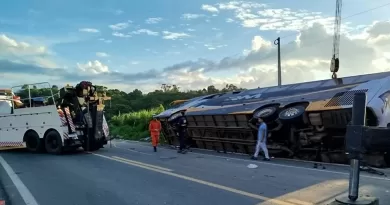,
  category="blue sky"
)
[1,0,390,92]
